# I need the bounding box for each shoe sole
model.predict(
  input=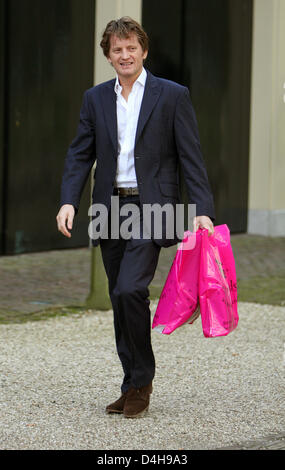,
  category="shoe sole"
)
[124,406,149,418]
[106,408,124,414]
